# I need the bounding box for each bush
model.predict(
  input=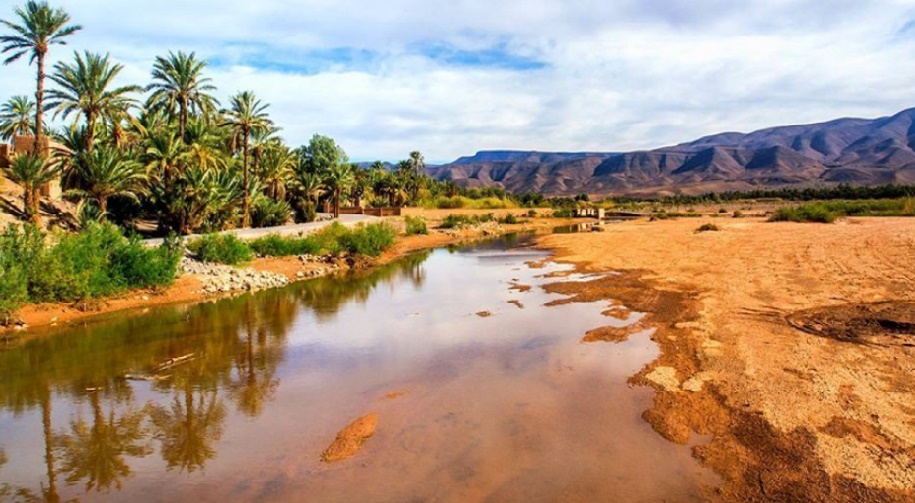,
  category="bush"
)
[527,209,537,217]
[249,234,320,257]
[732,210,744,218]
[552,208,574,218]
[695,223,721,233]
[252,199,292,228]
[110,234,183,289]
[339,222,397,257]
[404,216,428,235]
[718,208,728,214]
[439,213,495,229]
[770,204,836,223]
[0,223,182,317]
[187,233,254,265]
[499,213,519,225]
